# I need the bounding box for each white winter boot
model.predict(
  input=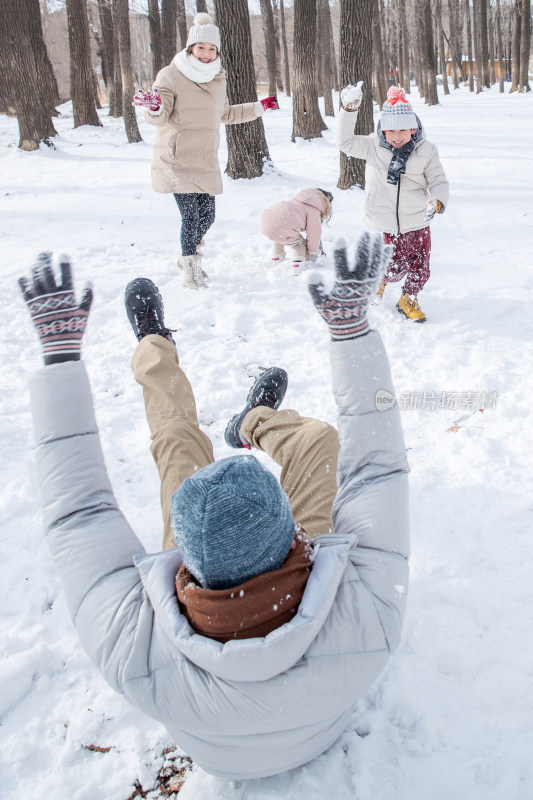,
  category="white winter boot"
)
[271,242,286,264]
[180,255,208,290]
[178,254,208,285]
